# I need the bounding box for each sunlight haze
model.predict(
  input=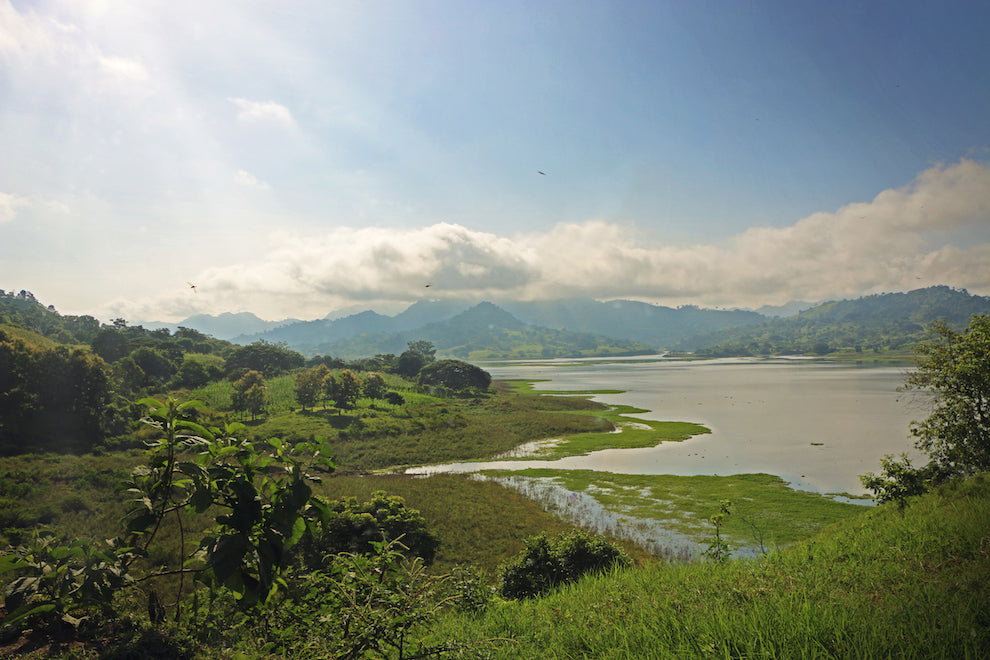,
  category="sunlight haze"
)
[1,0,989,322]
